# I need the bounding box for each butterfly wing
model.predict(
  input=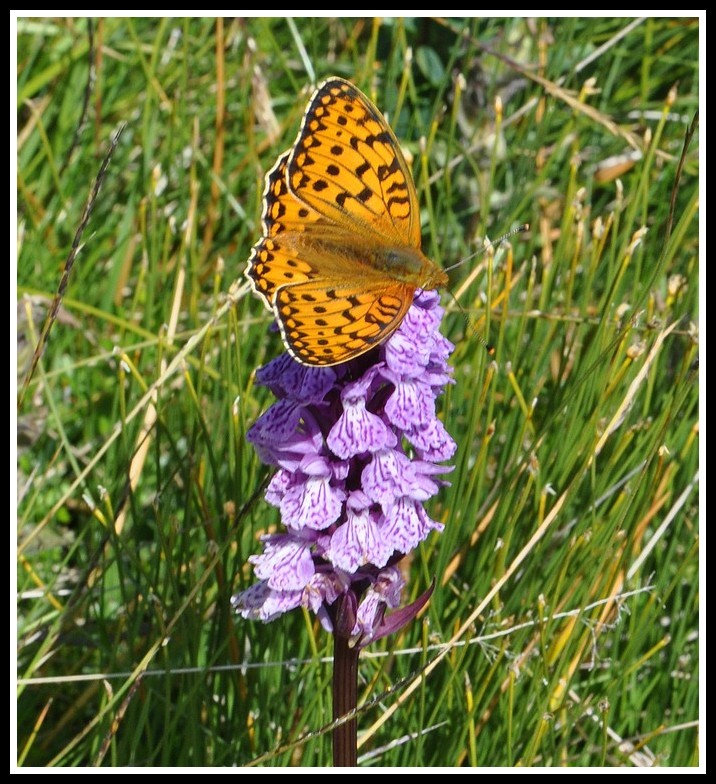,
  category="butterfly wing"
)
[245,152,326,308]
[286,78,422,249]
[274,277,415,366]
